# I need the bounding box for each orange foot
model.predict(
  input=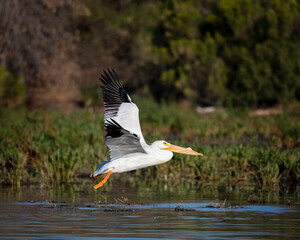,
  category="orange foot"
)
[93,171,113,189]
